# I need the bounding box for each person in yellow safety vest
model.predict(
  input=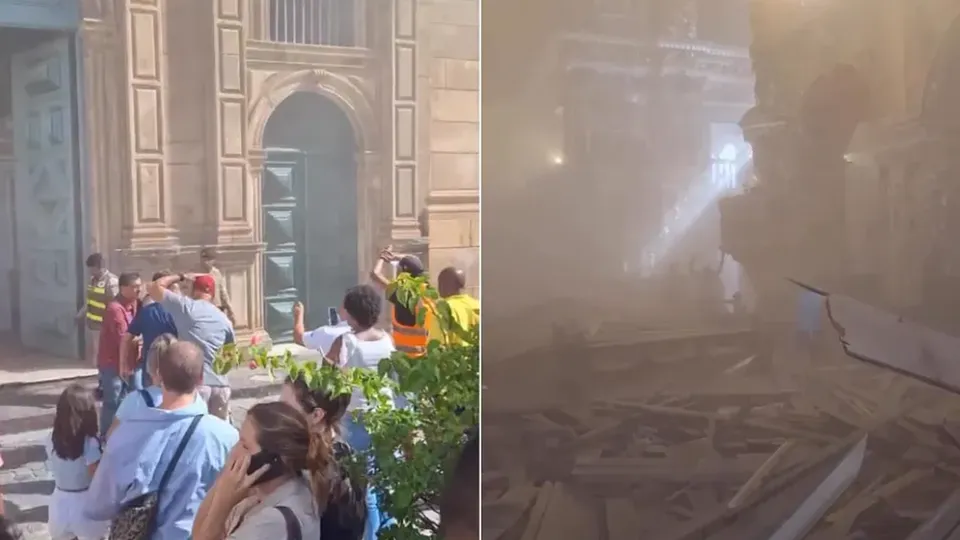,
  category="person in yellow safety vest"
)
[75,253,119,367]
[369,245,431,357]
[429,267,479,346]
